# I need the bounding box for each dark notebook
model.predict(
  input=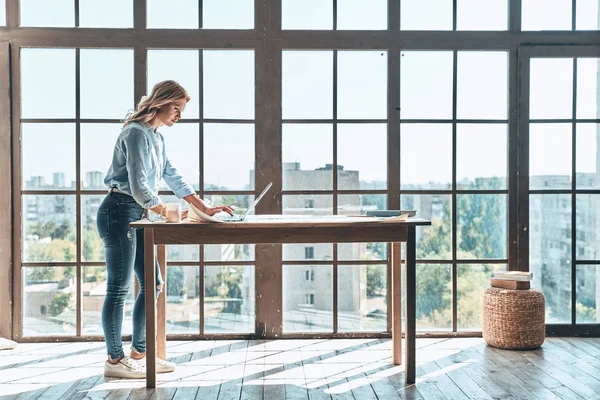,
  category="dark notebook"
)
[366,210,417,218]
